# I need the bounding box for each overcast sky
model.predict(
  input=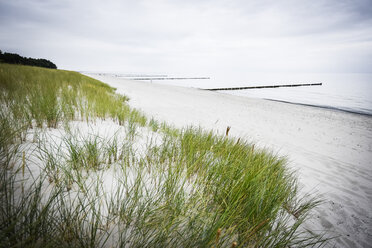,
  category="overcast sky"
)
[1,0,372,76]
